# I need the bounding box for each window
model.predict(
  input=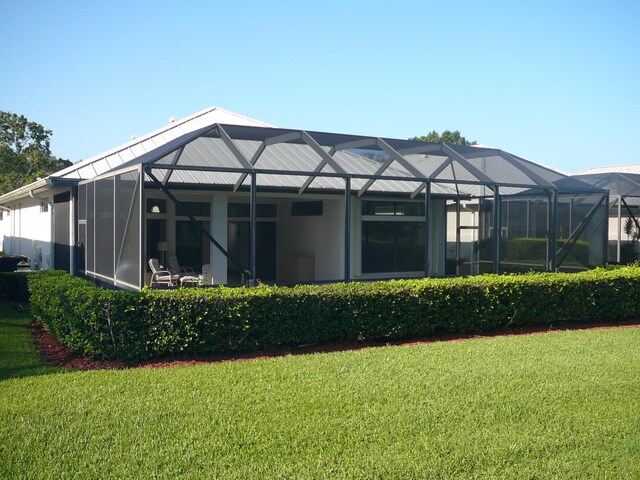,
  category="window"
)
[292,201,323,216]
[40,201,49,213]
[146,198,167,214]
[228,203,277,218]
[362,200,424,216]
[176,201,211,217]
[362,221,424,273]
[361,200,425,274]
